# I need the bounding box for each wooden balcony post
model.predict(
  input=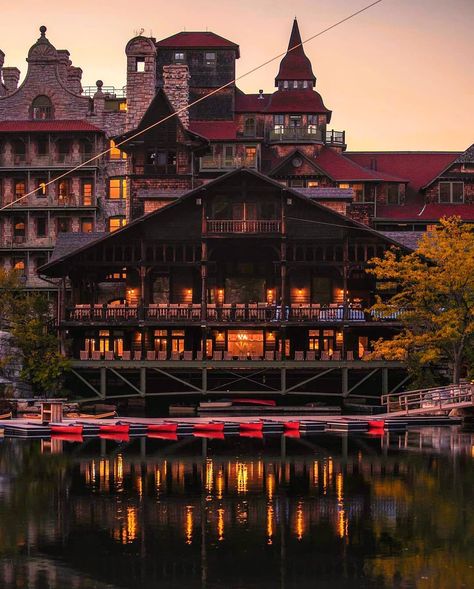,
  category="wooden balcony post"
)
[343,231,349,321]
